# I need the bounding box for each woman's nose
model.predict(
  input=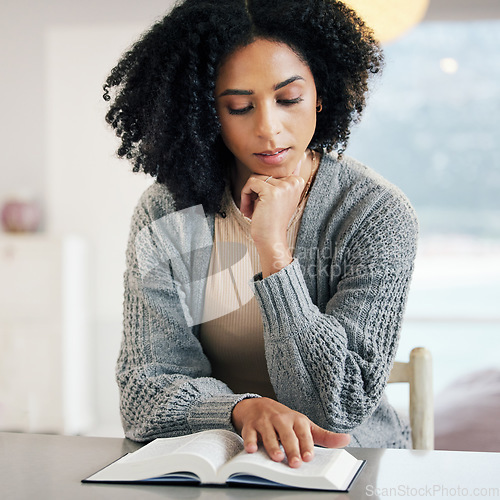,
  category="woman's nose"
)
[255,103,281,139]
